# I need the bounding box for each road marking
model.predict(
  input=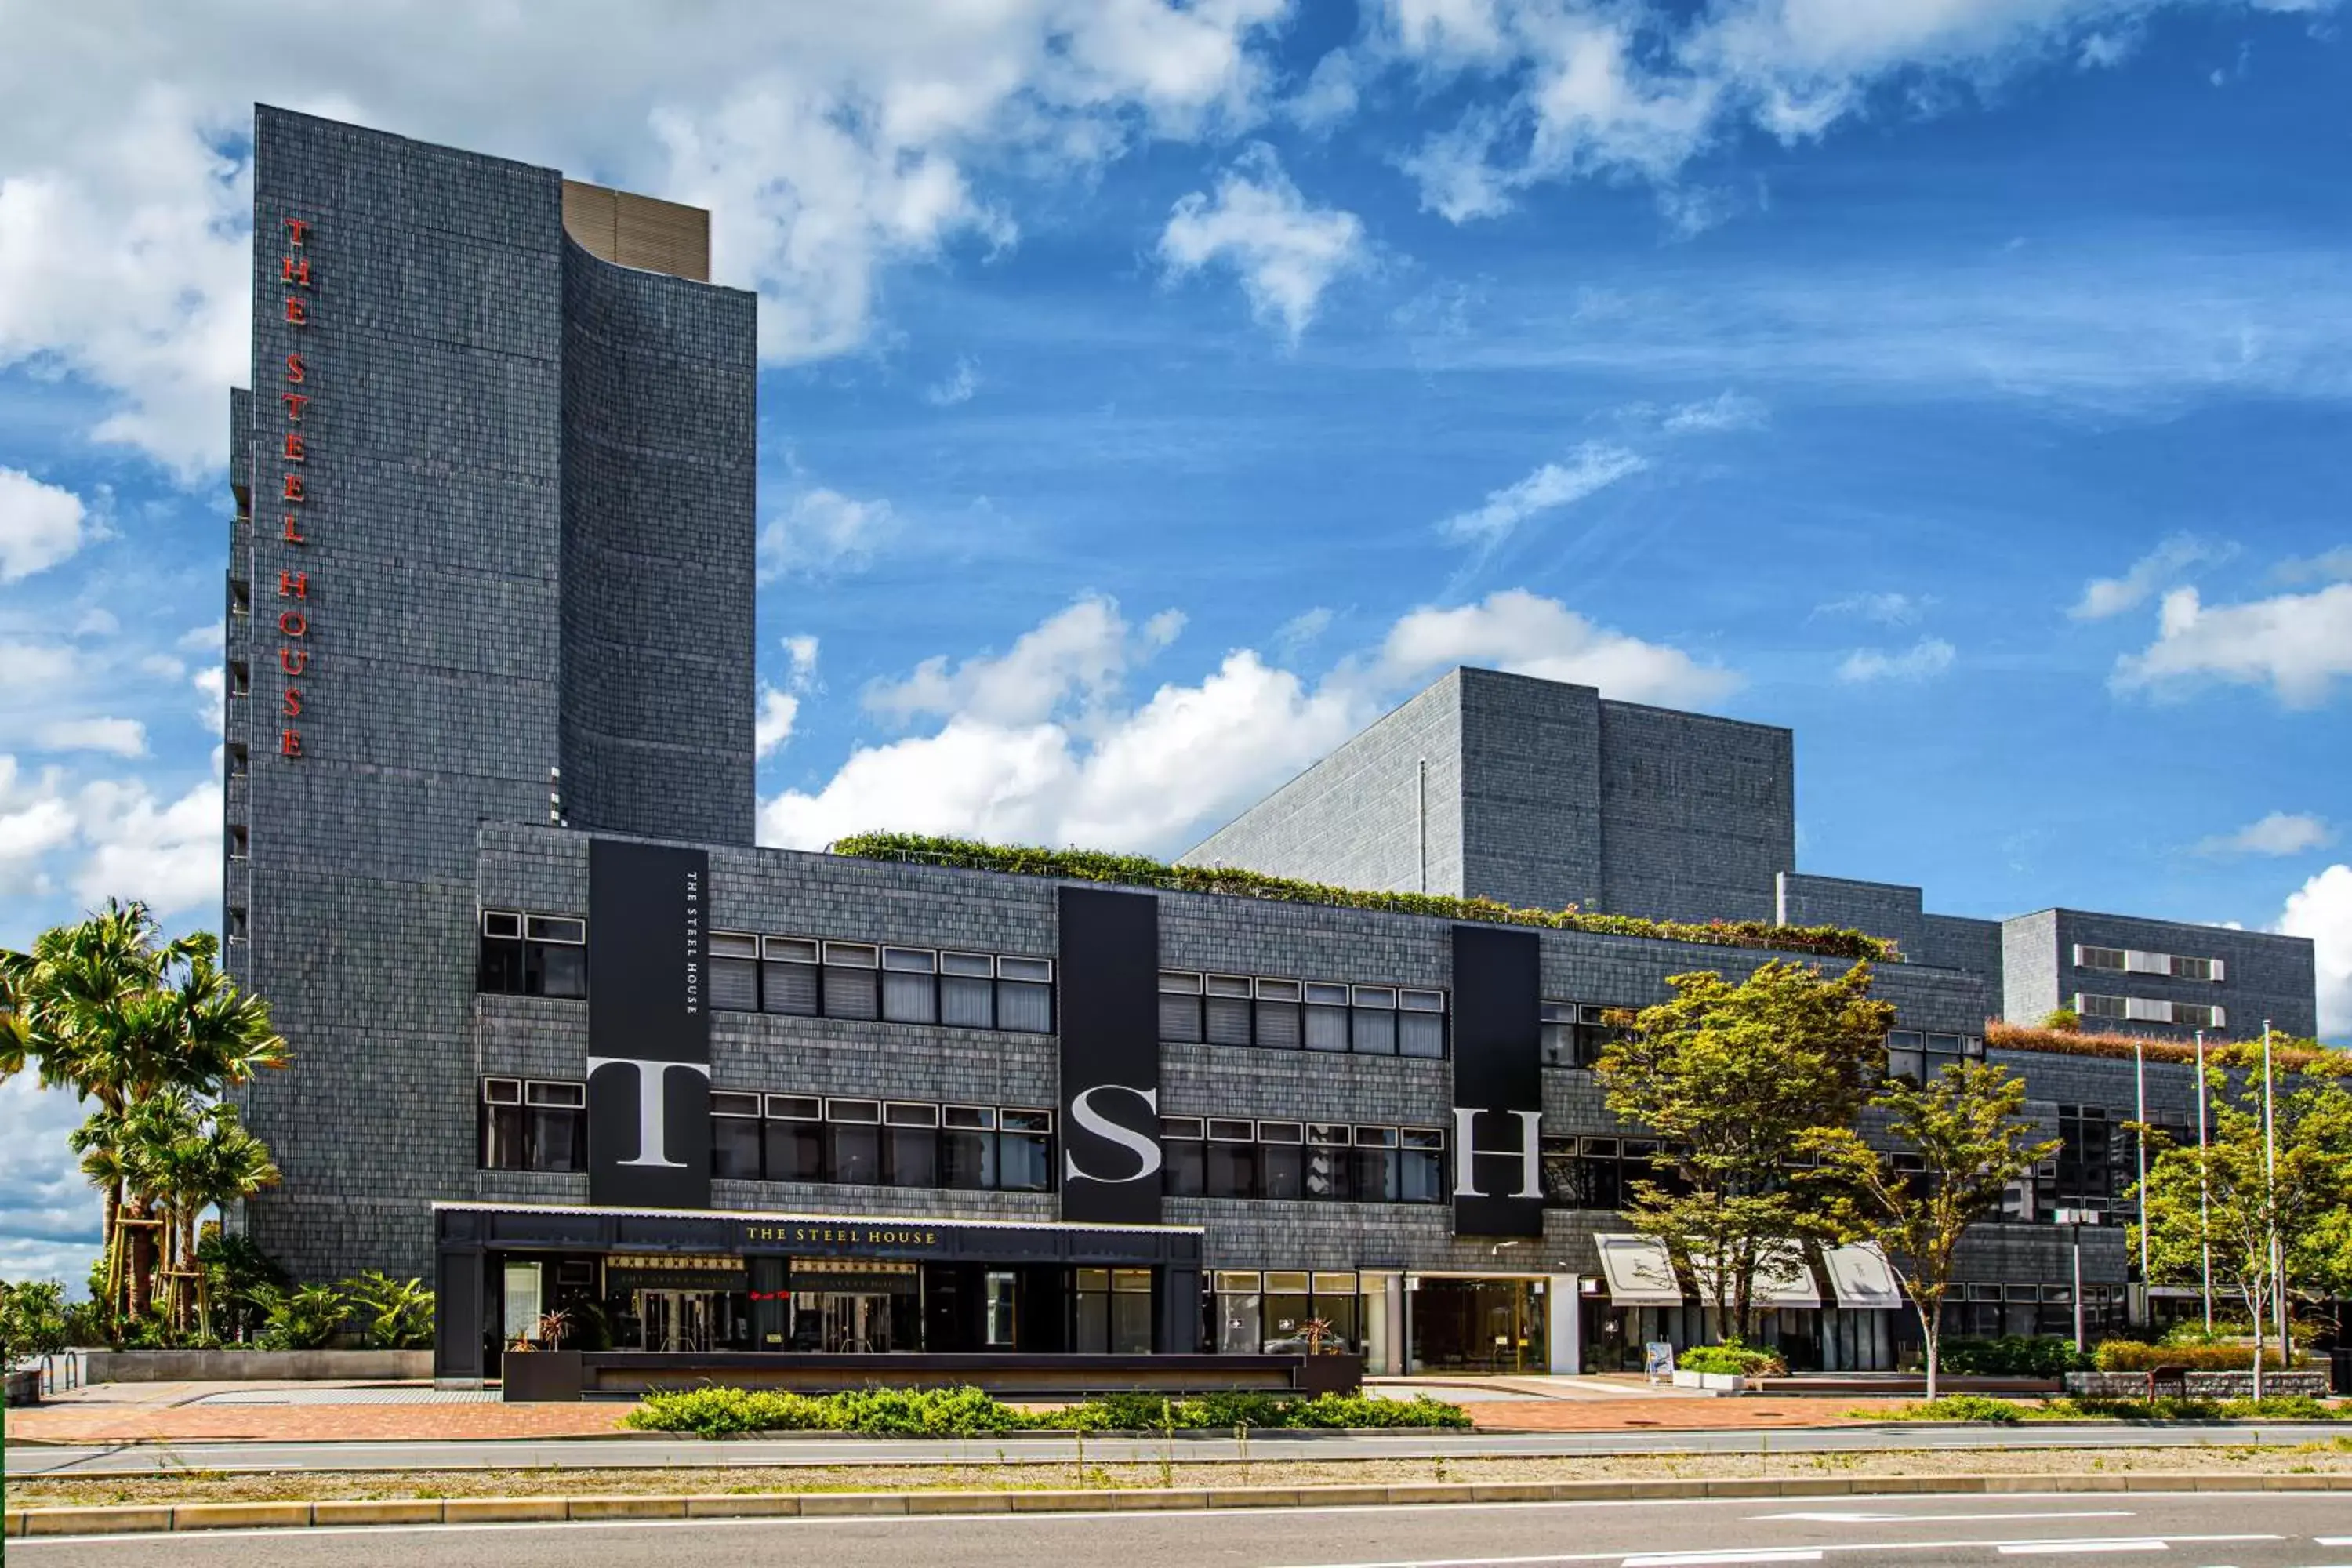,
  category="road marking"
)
[1756,1513,2132,1525]
[1623,1552,1824,1566]
[1994,1544,2169,1556]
